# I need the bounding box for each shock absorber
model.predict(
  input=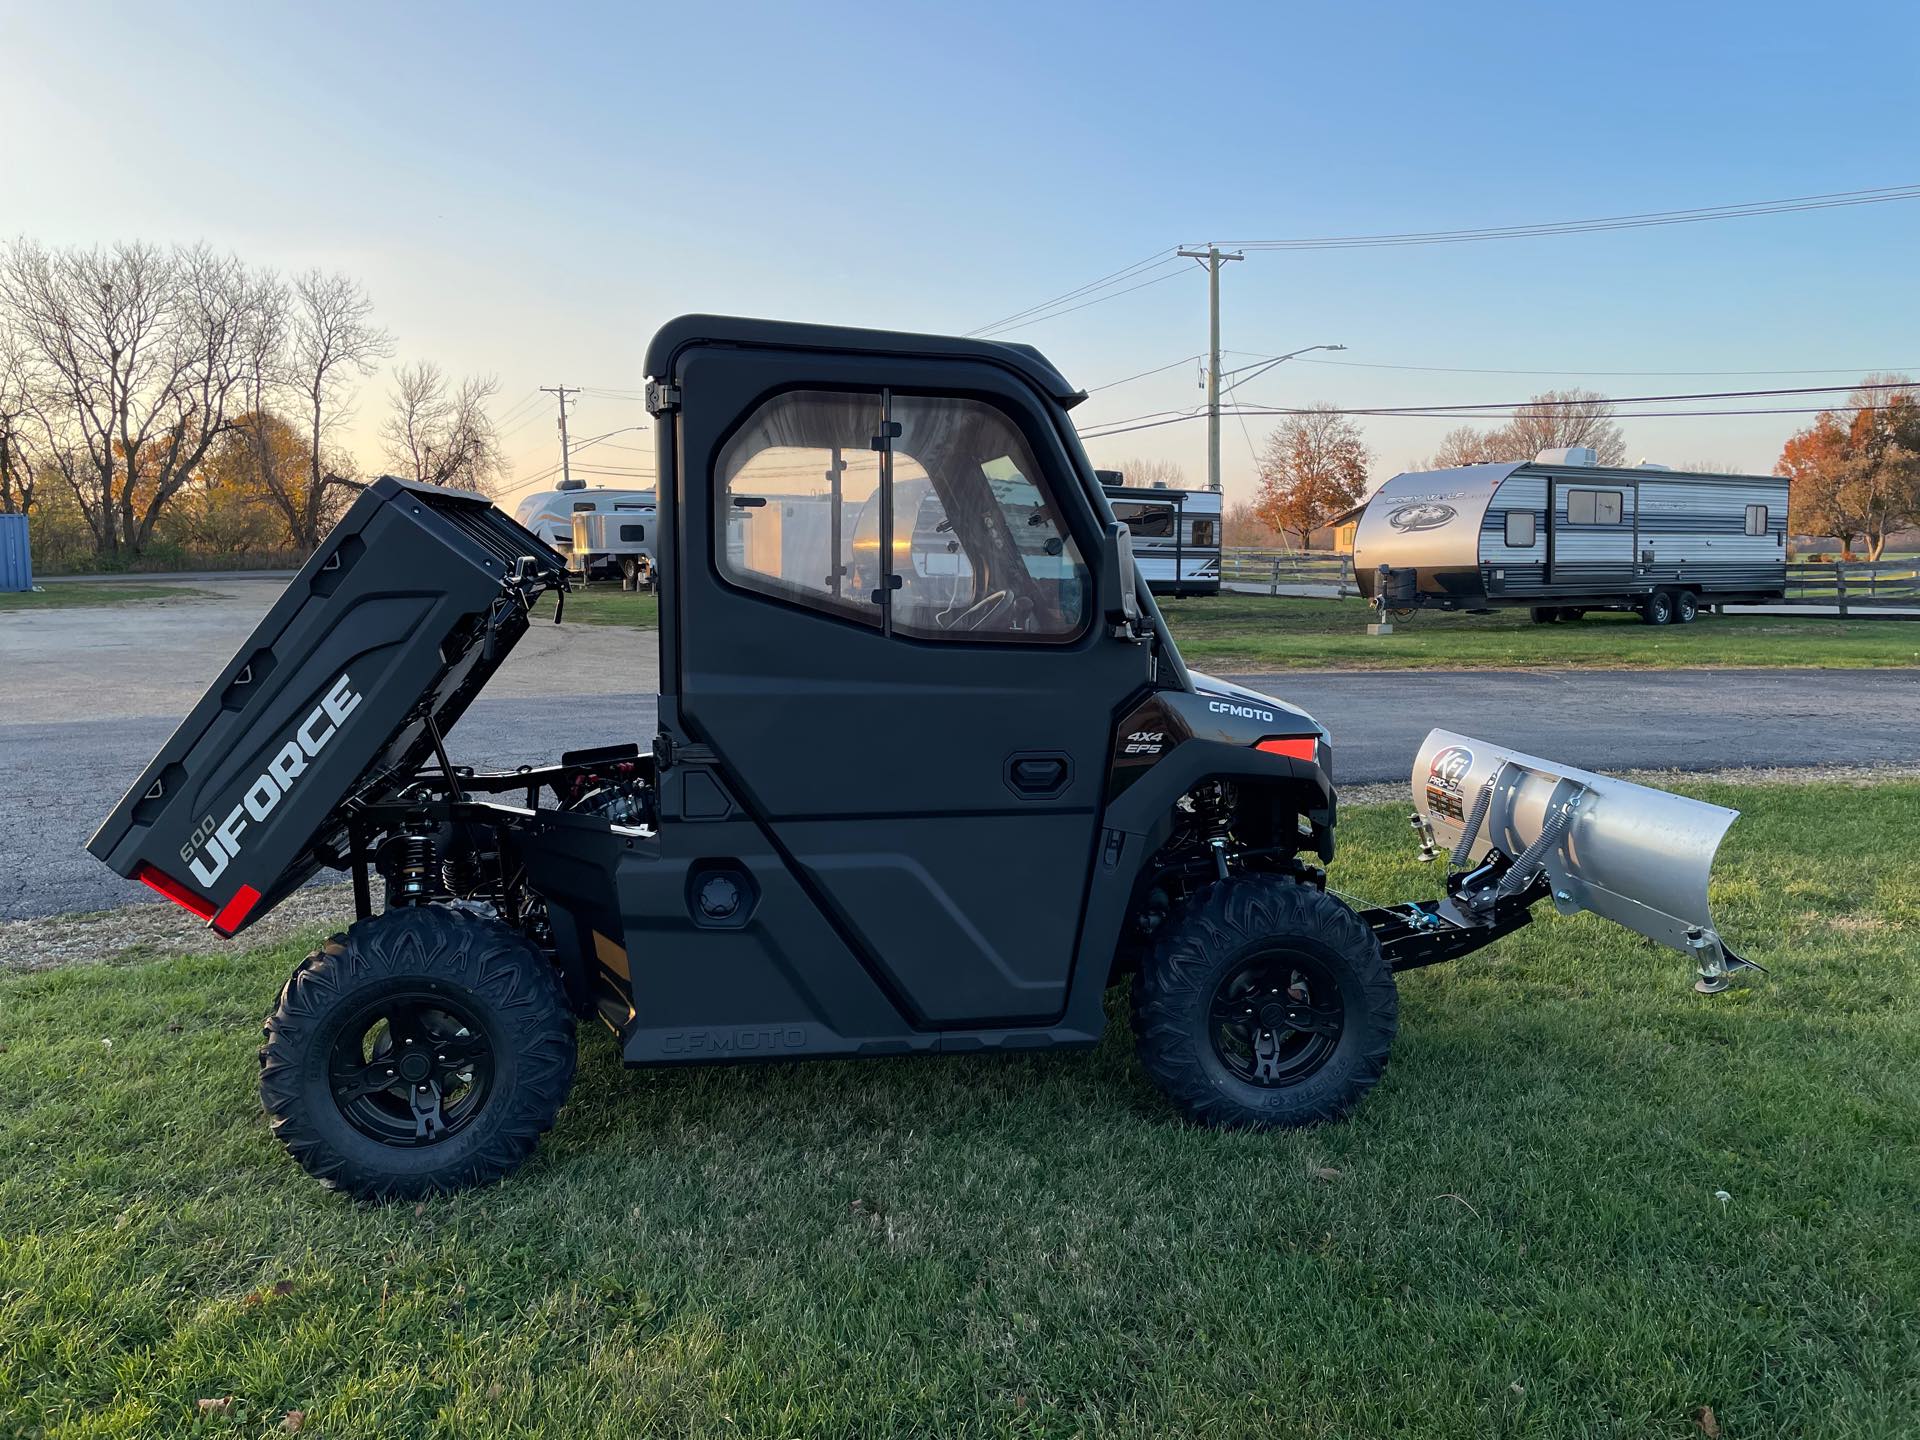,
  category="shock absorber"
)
[1192,782,1235,880]
[378,831,440,907]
